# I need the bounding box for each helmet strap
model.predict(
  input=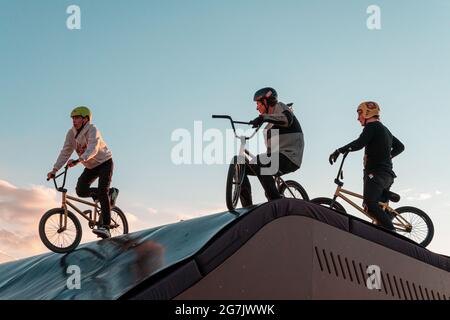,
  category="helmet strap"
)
[75,121,87,139]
